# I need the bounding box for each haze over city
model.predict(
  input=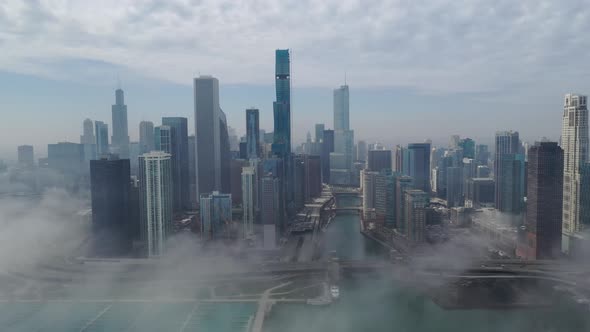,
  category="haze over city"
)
[2,1,590,331]
[2,0,590,157]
